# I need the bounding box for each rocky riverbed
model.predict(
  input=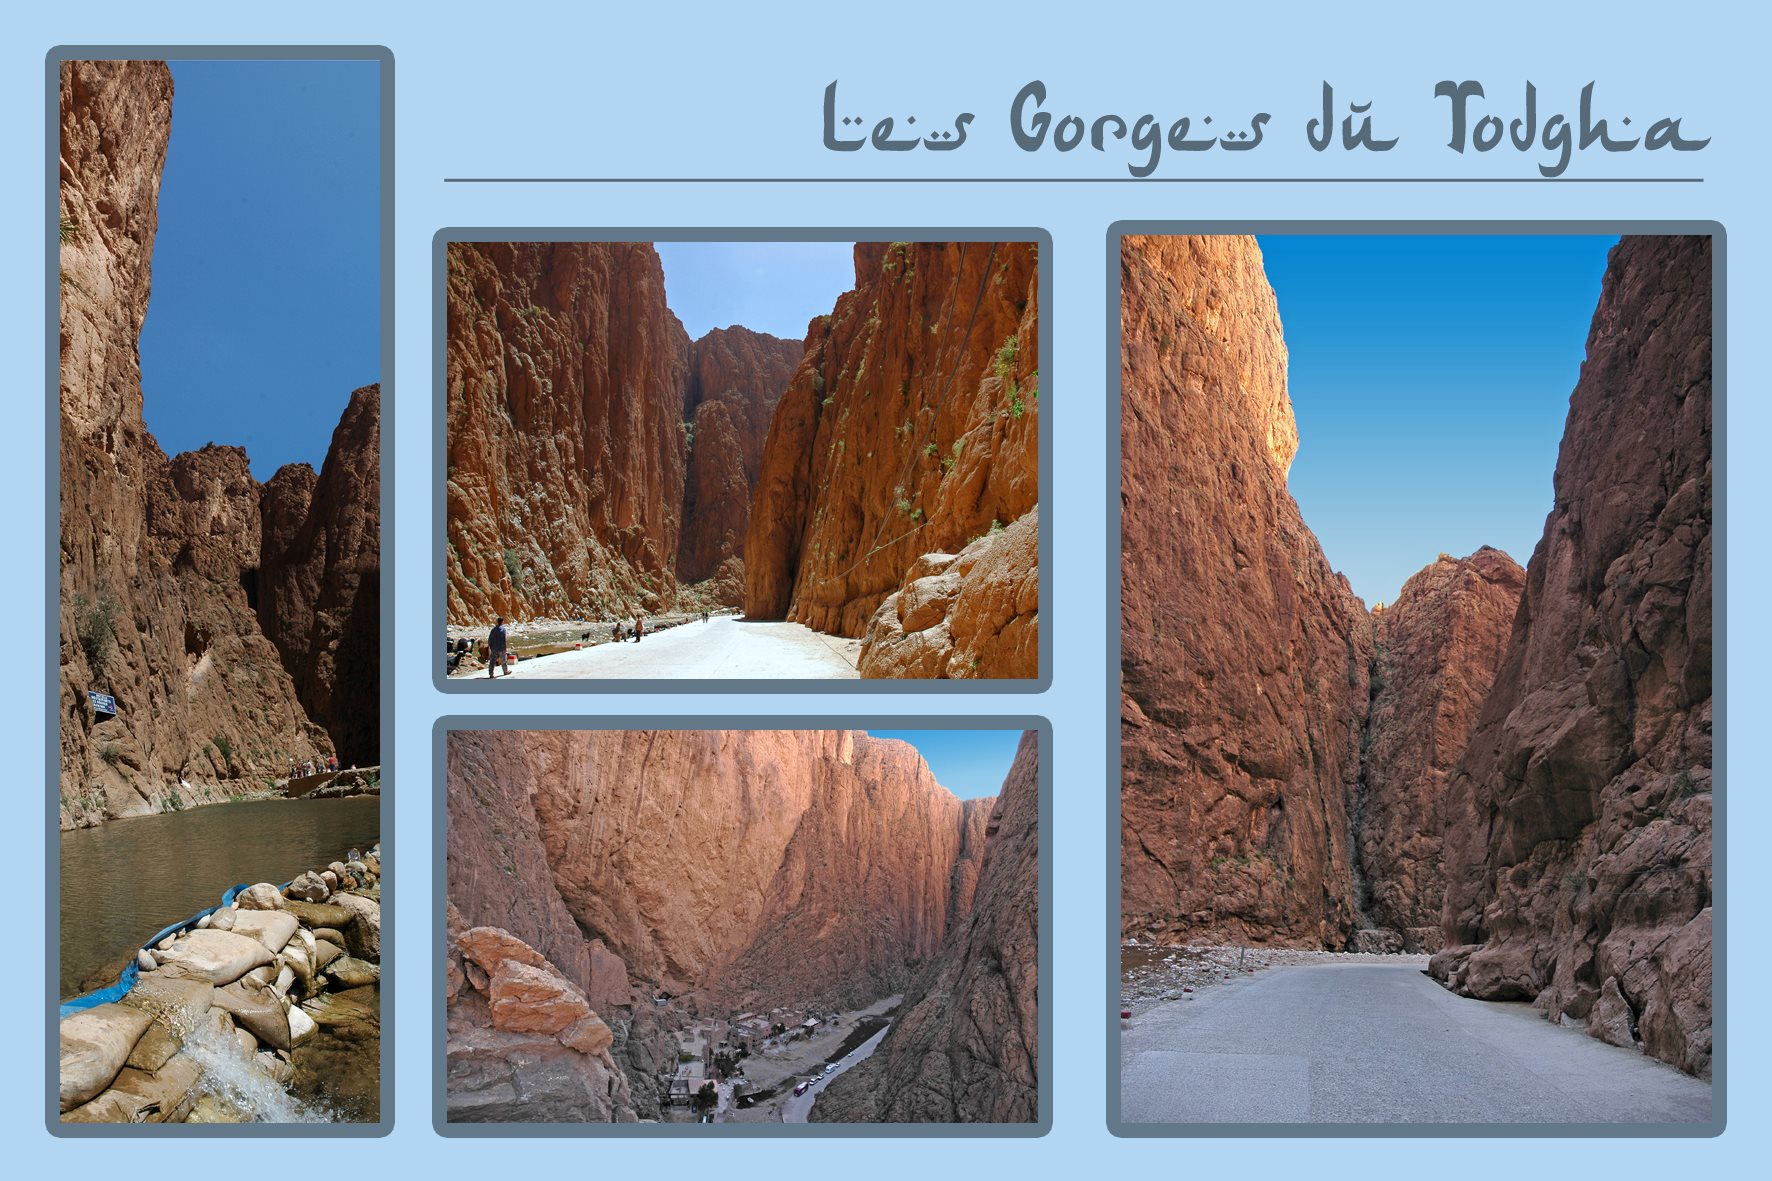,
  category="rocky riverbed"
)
[1121,942,1429,1017]
[59,840,382,1123]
